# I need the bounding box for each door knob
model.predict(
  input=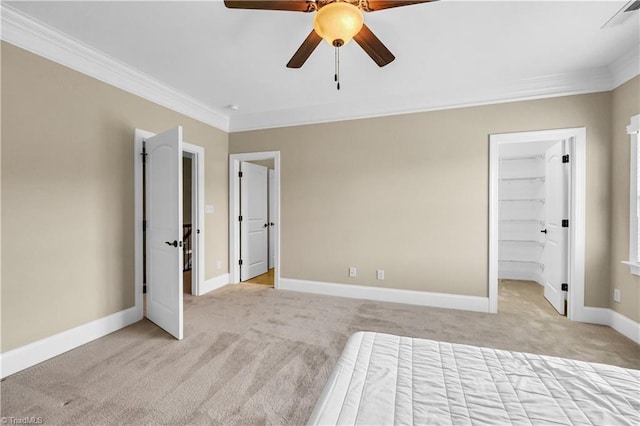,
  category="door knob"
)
[270,222,275,226]
[264,223,269,228]
[540,229,547,234]
[165,240,178,247]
